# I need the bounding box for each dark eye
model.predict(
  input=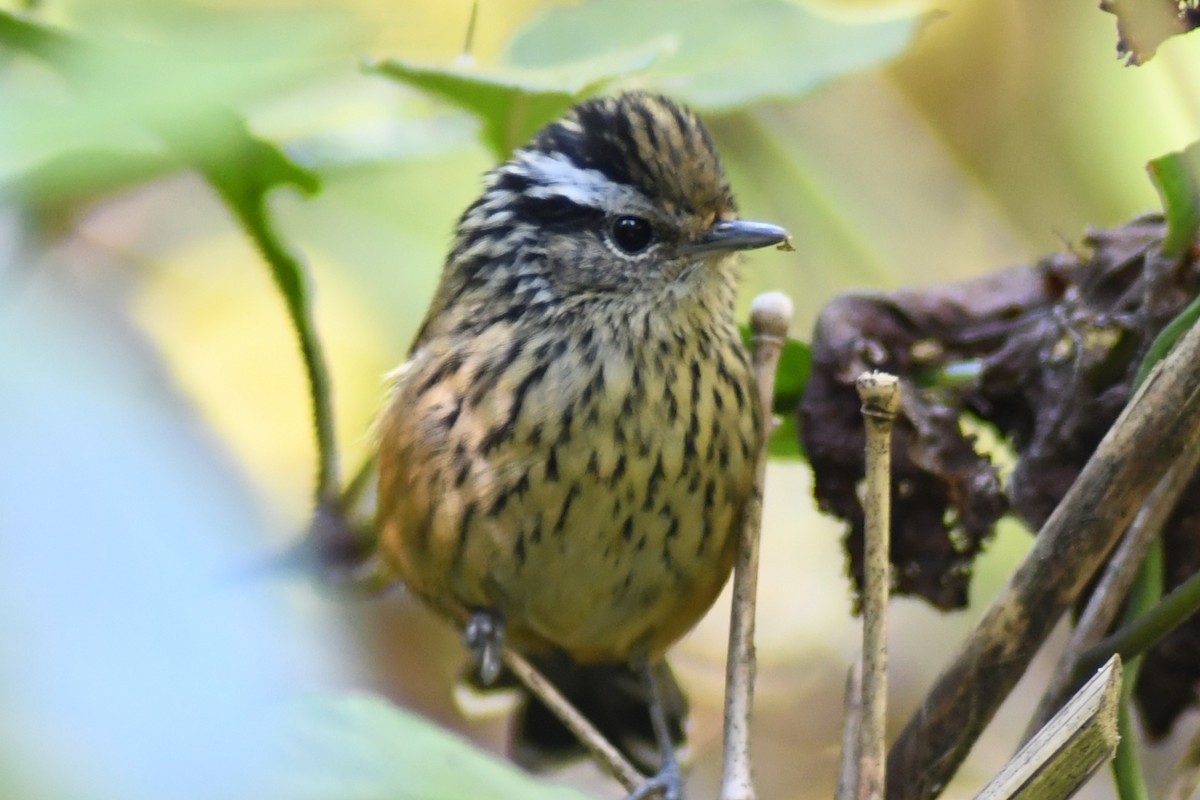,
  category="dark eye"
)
[609,215,655,255]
